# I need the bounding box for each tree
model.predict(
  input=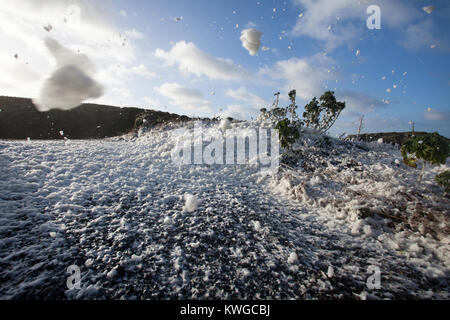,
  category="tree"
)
[303,91,345,133]
[271,106,287,121]
[287,90,298,122]
[401,132,449,179]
